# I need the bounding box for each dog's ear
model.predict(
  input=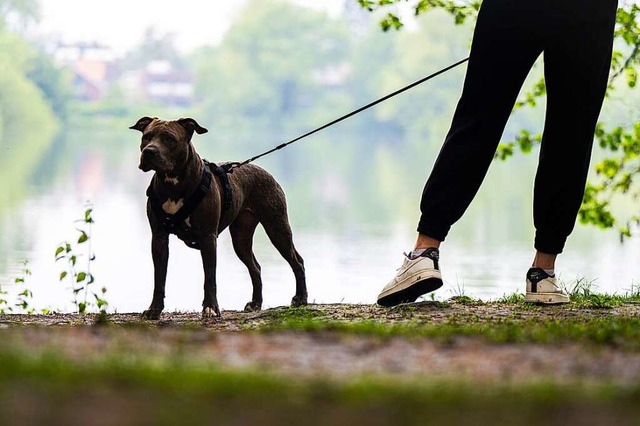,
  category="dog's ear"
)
[129,116,155,132]
[178,118,208,136]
